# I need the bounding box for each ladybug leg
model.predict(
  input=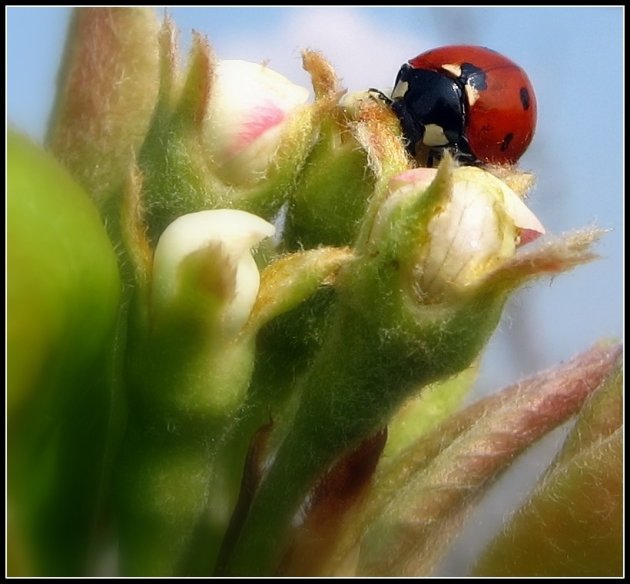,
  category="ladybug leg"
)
[423,145,476,168]
[412,143,434,167]
[367,88,393,106]
[449,136,478,166]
